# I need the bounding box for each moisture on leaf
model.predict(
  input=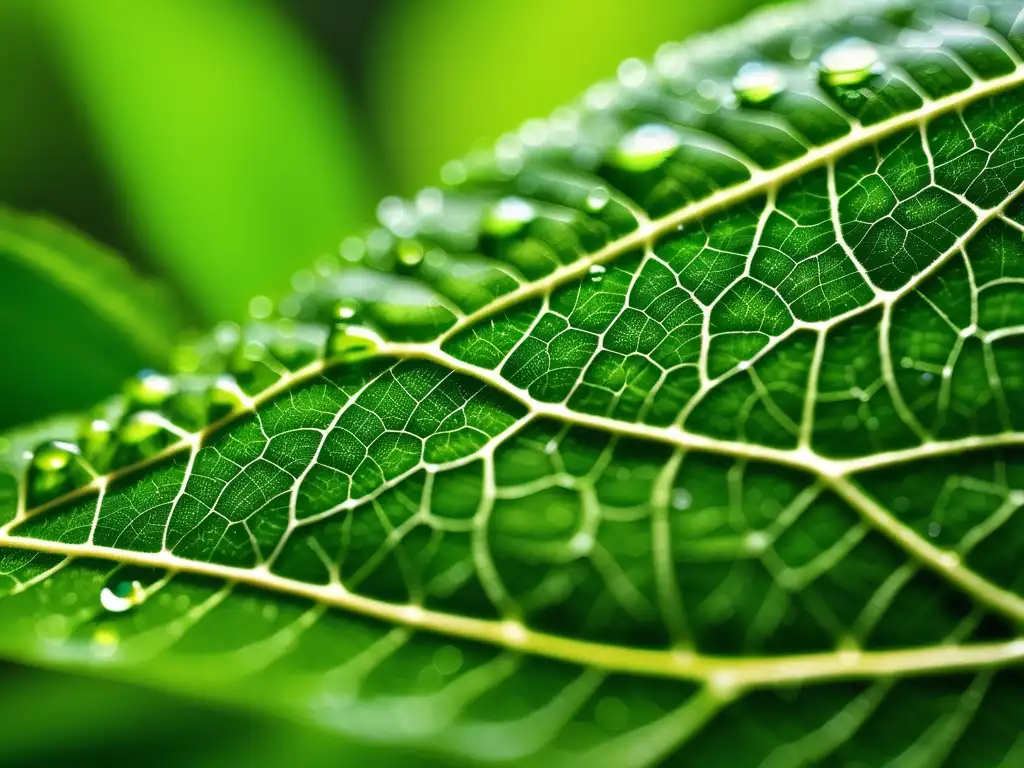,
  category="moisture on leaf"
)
[3,0,1024,765]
